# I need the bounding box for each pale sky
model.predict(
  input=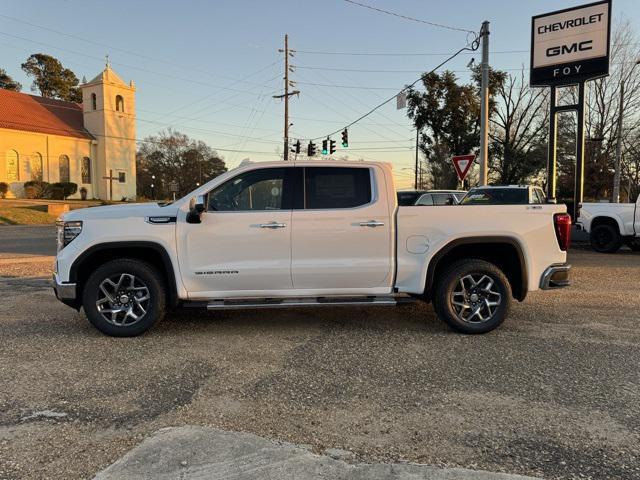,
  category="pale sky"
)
[1,0,639,188]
